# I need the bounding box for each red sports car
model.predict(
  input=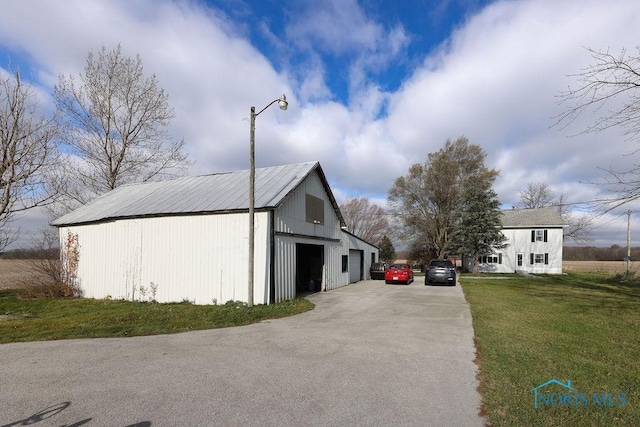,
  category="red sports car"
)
[384,263,414,285]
